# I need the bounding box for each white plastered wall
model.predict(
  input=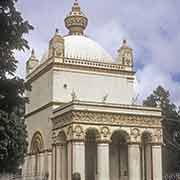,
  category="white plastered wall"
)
[26,70,53,114]
[53,69,134,104]
[26,106,53,152]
